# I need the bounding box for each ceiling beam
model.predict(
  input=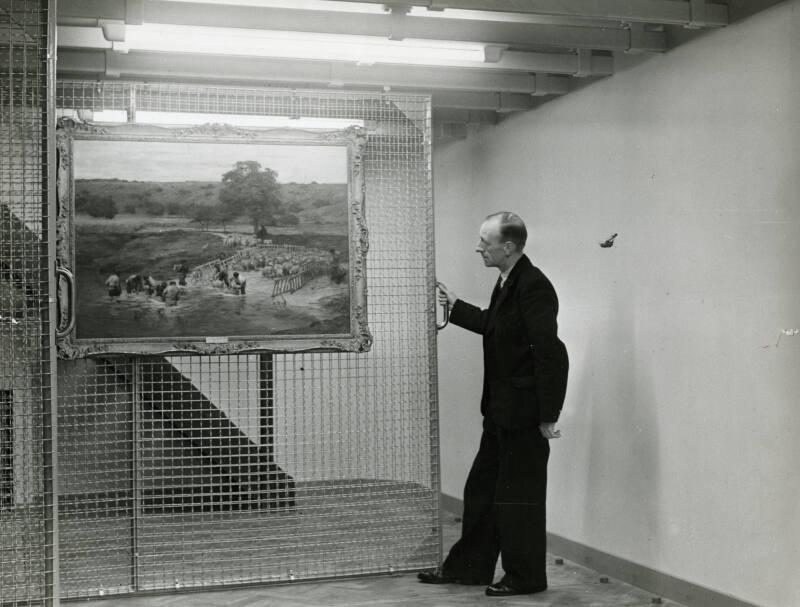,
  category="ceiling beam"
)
[430,91,534,112]
[323,0,728,27]
[57,0,666,53]
[57,49,572,96]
